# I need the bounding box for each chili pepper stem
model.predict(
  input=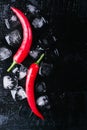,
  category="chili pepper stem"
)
[7,61,16,72]
[35,53,44,65]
